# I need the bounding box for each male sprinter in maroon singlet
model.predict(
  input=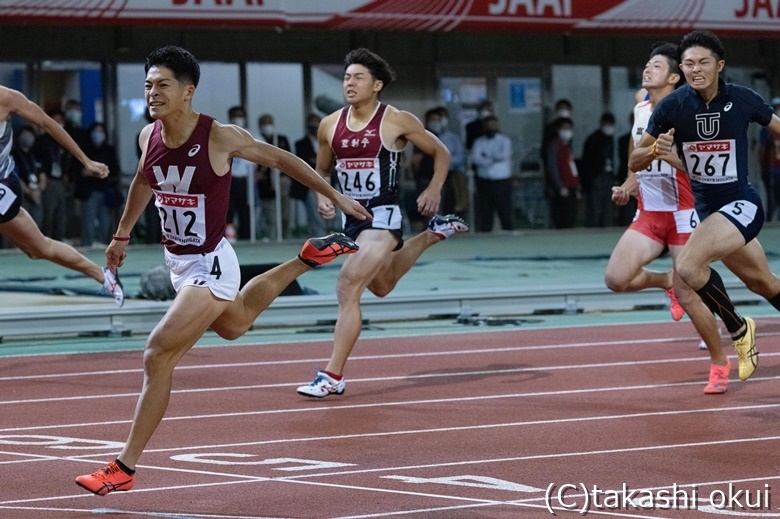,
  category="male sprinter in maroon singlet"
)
[75,46,371,495]
[297,48,469,398]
